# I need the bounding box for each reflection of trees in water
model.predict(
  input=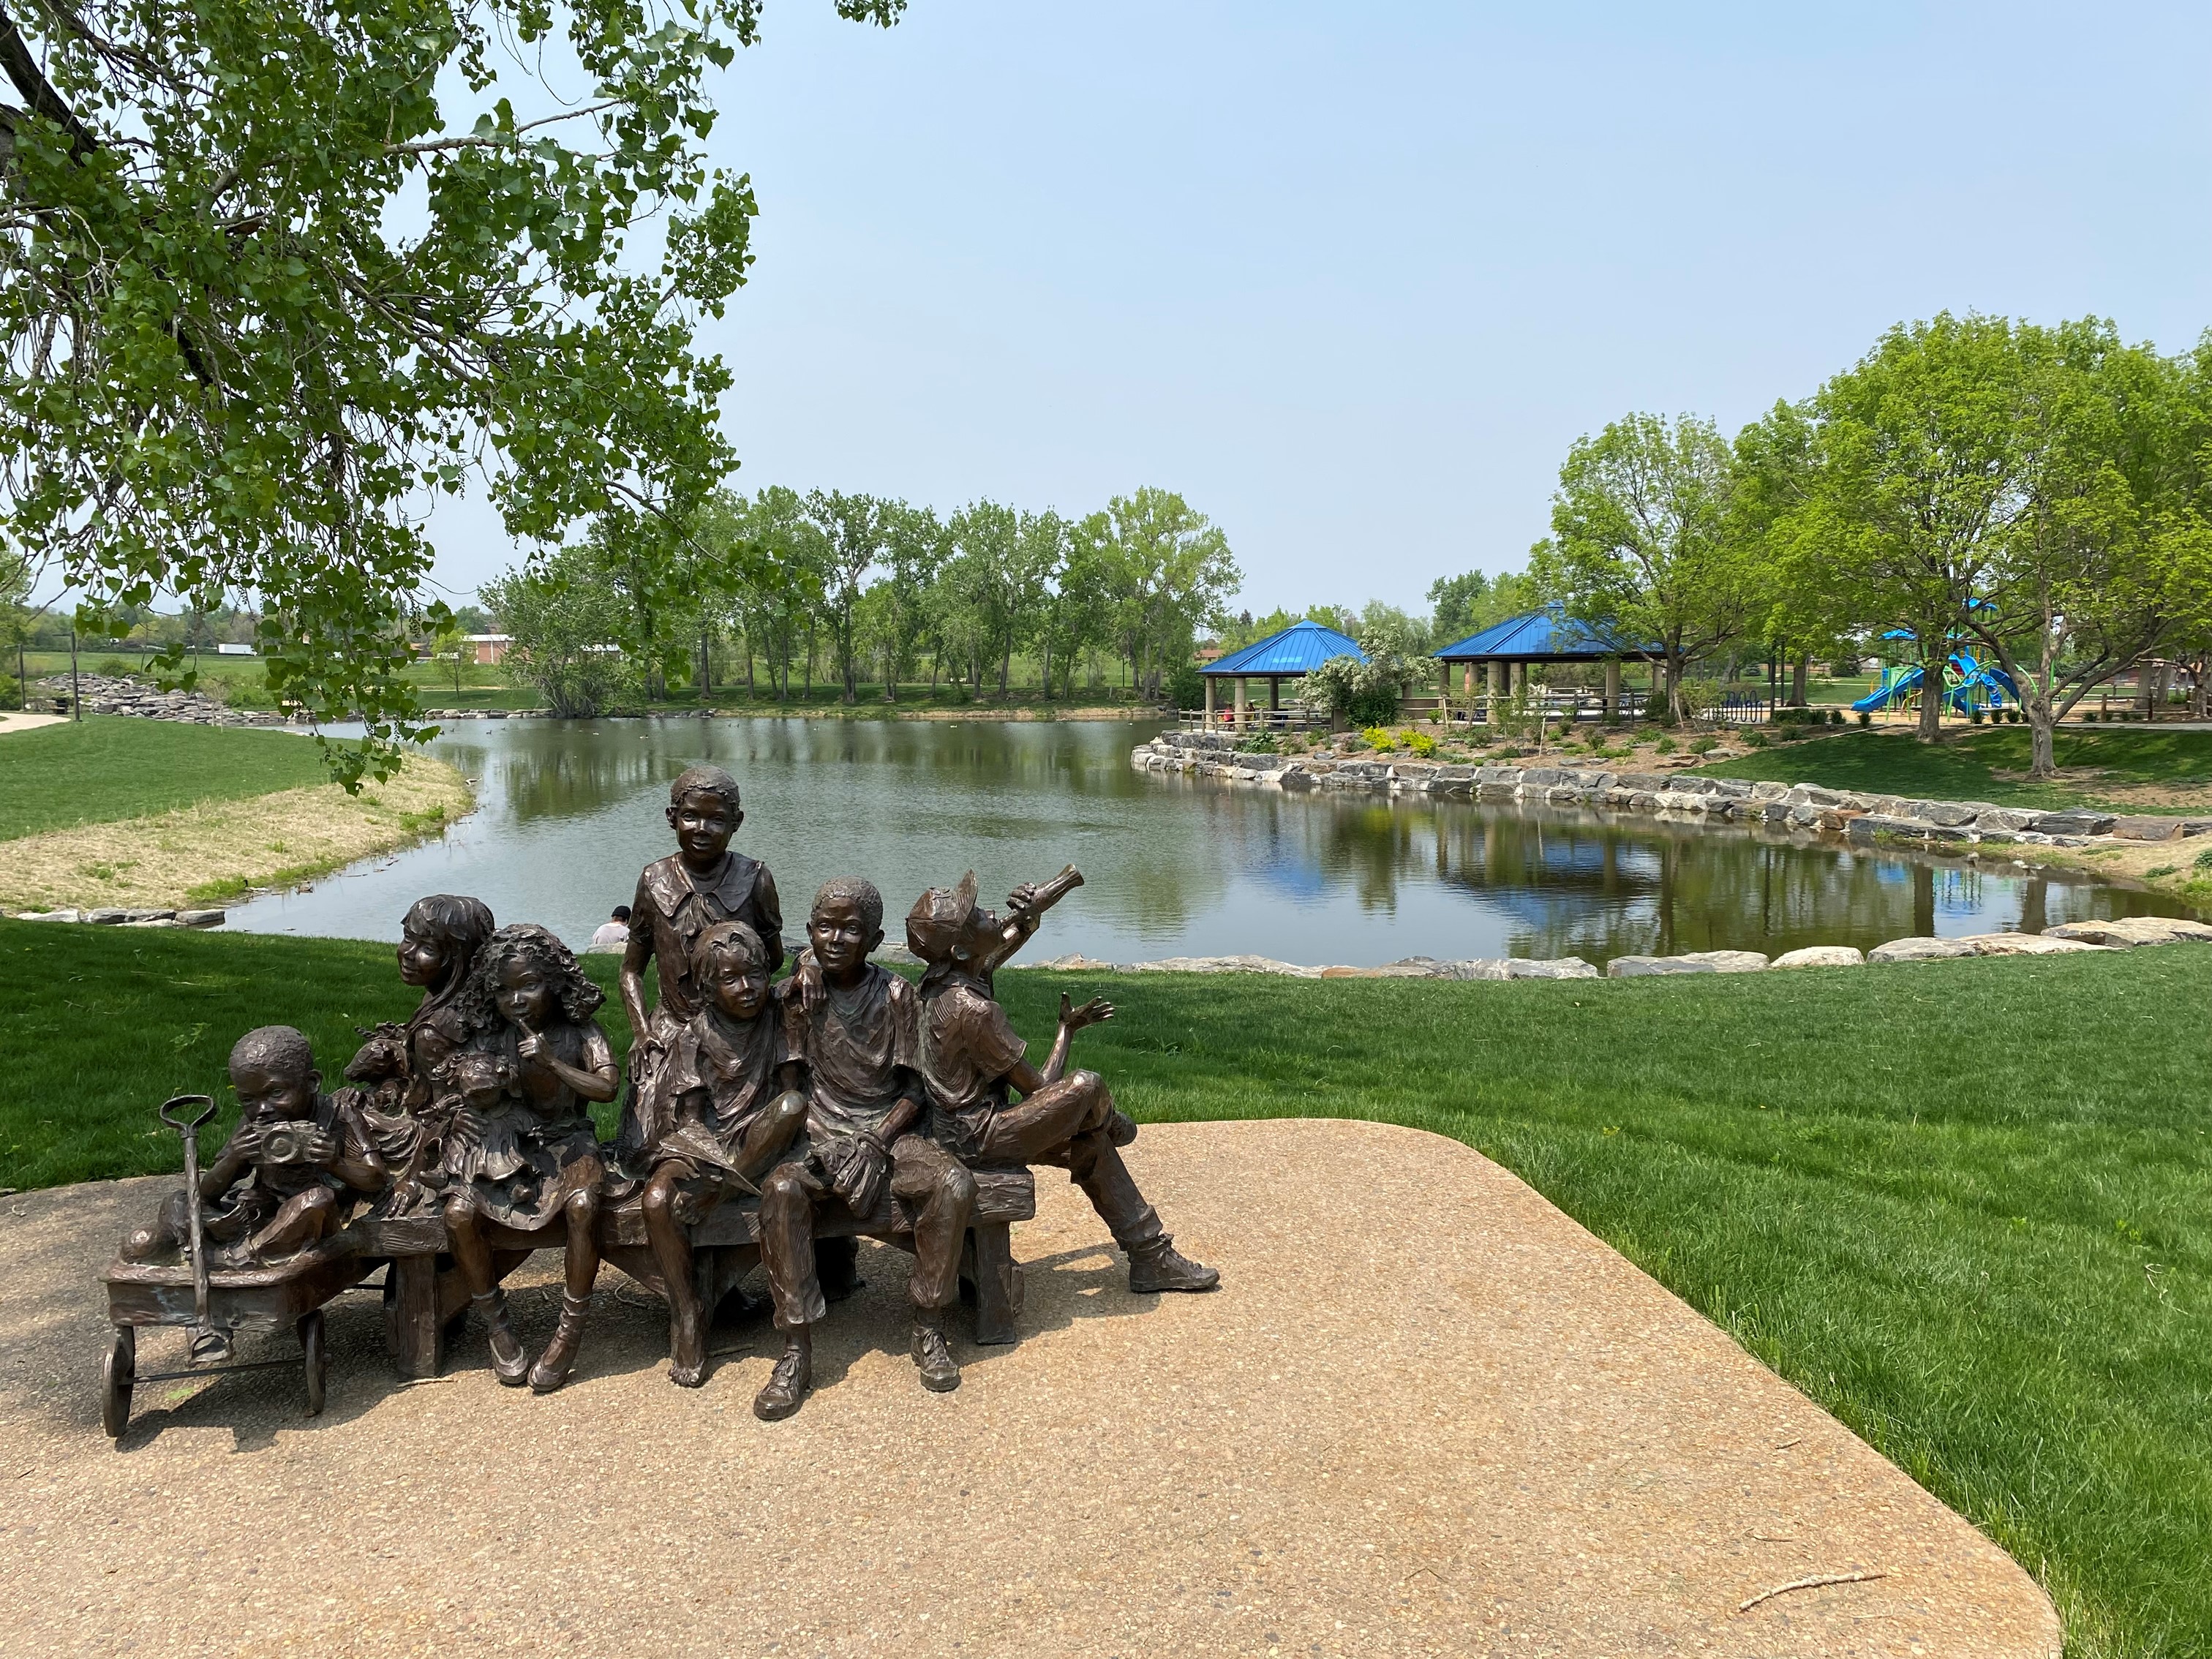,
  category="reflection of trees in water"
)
[470,731,669,823]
